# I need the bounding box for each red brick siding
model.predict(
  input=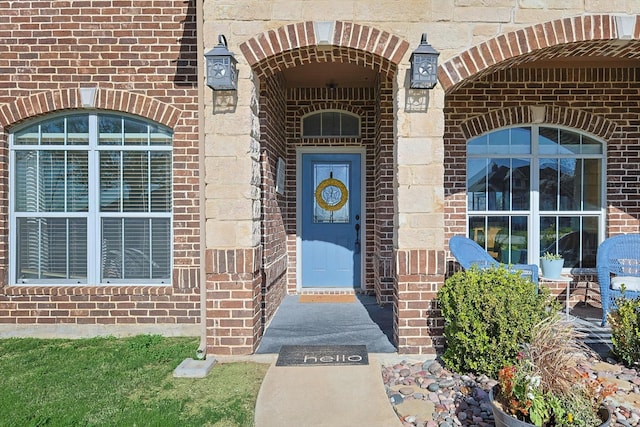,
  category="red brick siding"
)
[204,247,262,355]
[0,1,200,329]
[373,79,395,304]
[0,286,200,326]
[394,249,446,354]
[260,73,288,325]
